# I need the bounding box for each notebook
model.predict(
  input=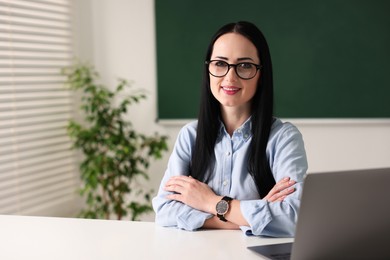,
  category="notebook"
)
[247,167,390,260]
